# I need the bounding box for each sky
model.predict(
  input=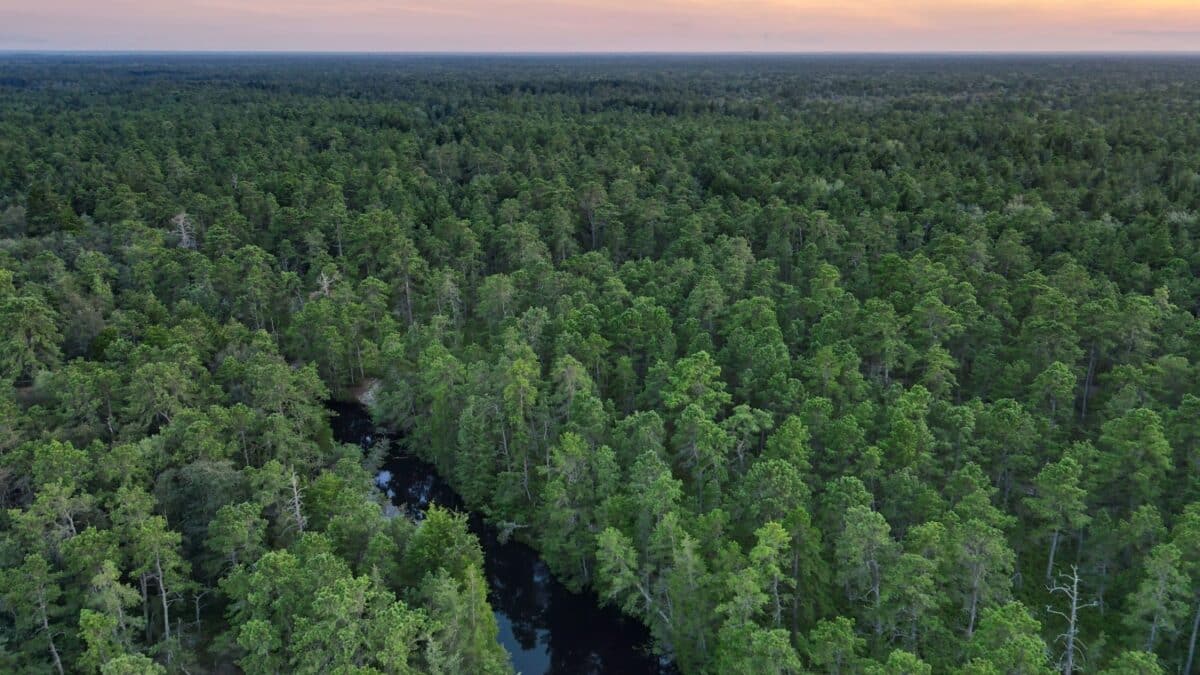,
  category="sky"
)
[2,0,1199,53]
